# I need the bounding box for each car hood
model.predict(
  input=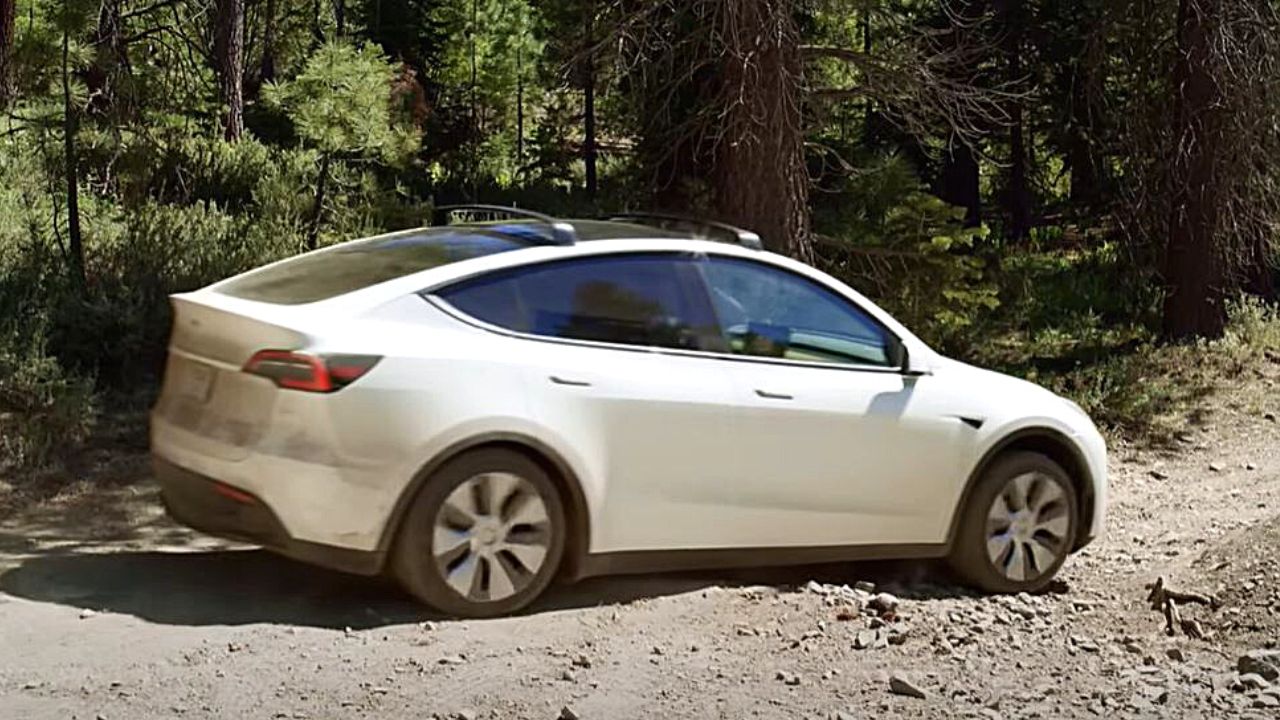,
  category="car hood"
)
[930,355,1062,406]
